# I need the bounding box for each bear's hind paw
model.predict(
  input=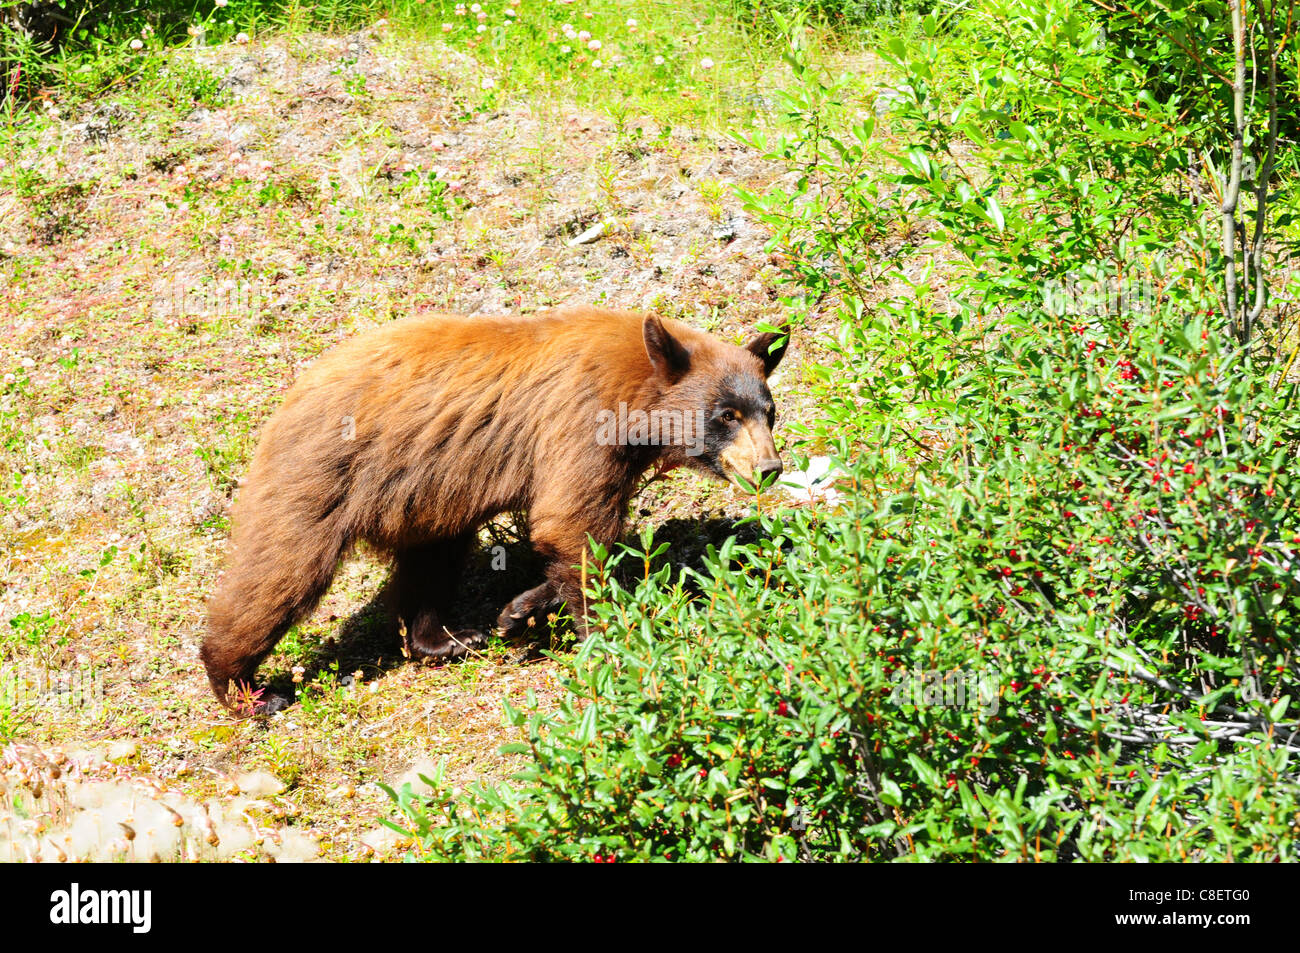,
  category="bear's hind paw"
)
[409,627,488,661]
